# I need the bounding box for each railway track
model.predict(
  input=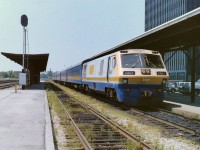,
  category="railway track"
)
[157,107,200,123]
[146,107,200,134]
[0,80,18,89]
[126,107,200,142]
[48,83,154,150]
[71,88,200,144]
[91,95,200,143]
